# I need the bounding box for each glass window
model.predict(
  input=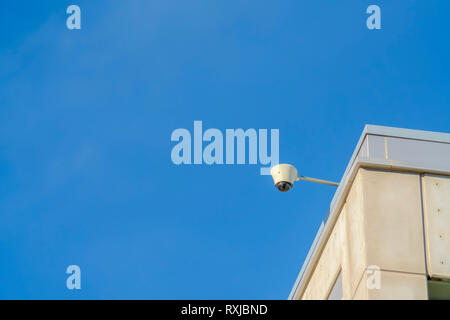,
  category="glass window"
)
[428,280,450,300]
[327,272,343,300]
